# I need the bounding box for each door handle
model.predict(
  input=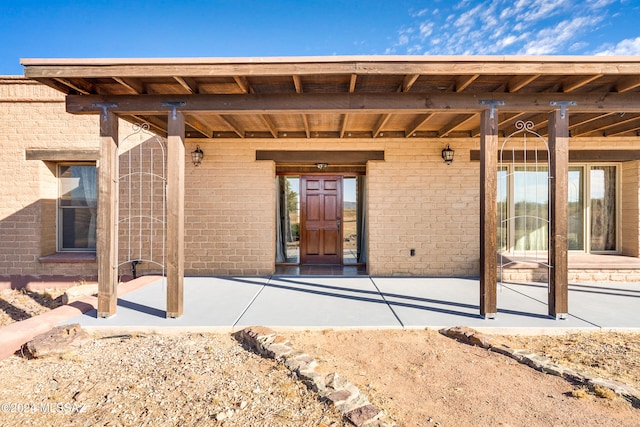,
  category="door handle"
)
[337,218,341,229]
